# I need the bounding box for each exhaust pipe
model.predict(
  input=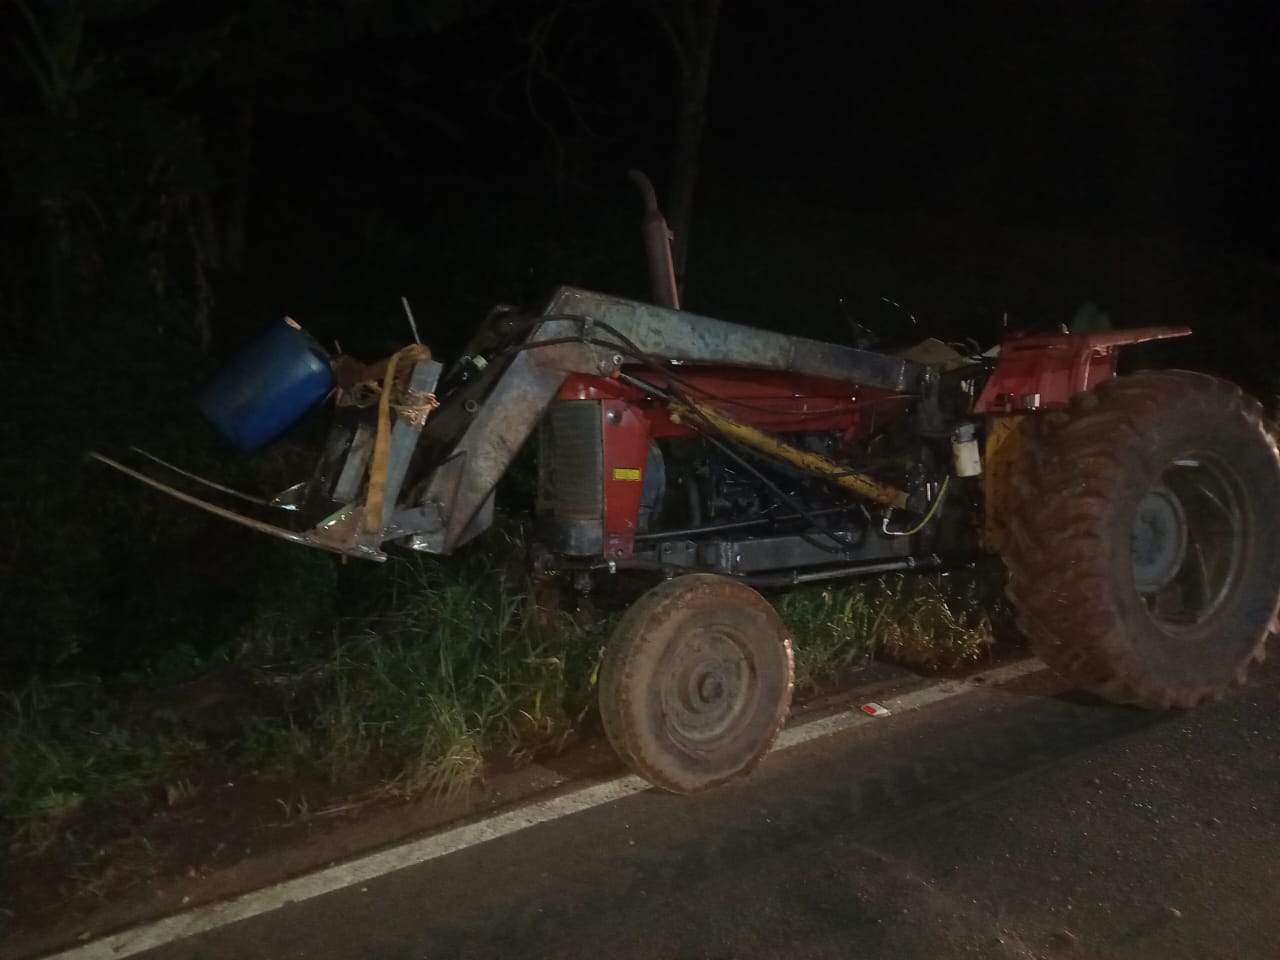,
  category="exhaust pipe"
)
[628,169,680,310]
